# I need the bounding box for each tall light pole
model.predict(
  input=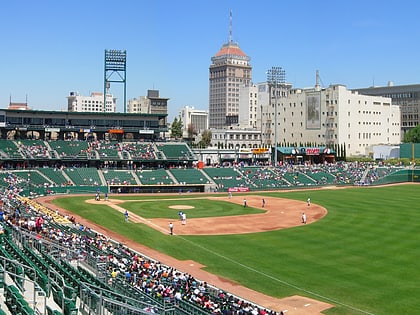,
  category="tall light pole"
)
[267,66,285,166]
